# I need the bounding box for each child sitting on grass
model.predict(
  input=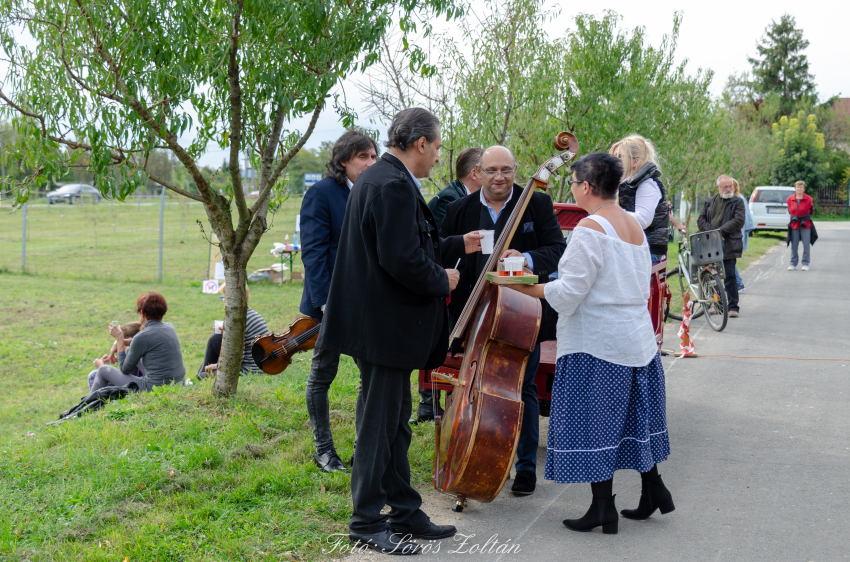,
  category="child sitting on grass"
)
[87,322,143,391]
